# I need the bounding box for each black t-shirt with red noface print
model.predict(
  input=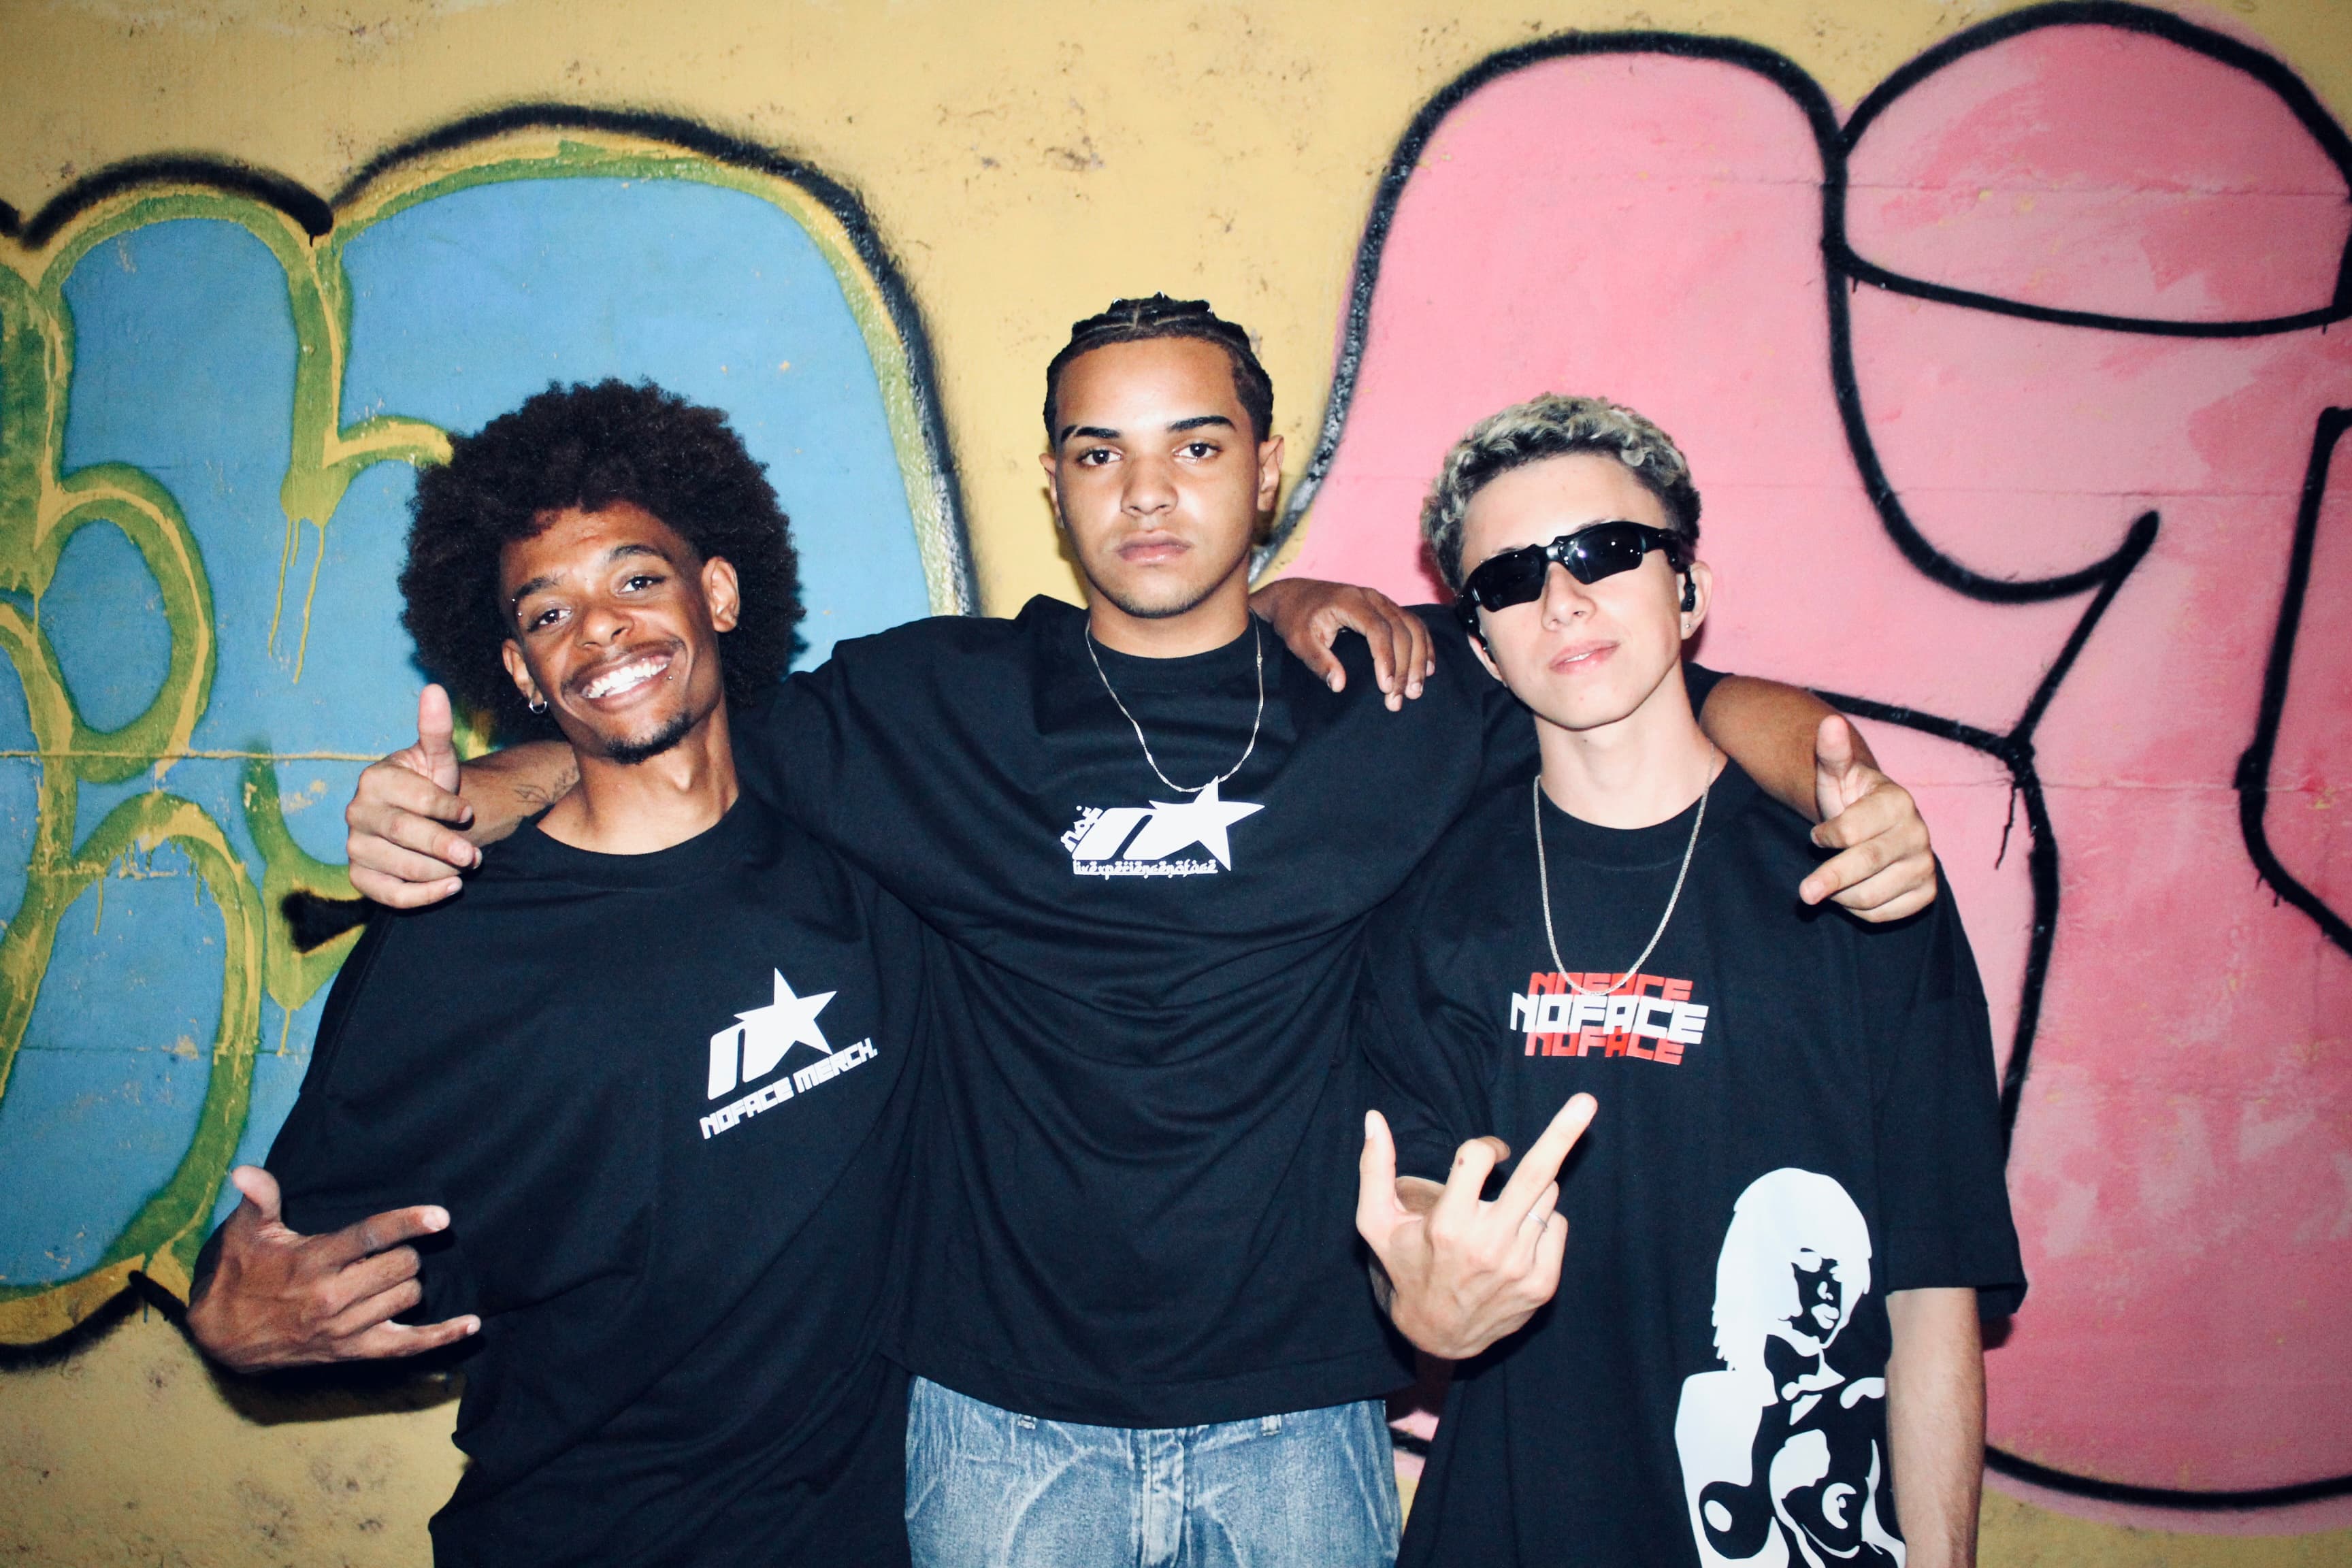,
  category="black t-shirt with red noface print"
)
[1359,760,2023,1568]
